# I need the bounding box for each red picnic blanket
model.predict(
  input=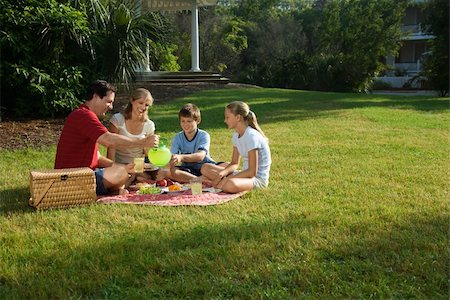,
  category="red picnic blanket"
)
[96,189,248,206]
